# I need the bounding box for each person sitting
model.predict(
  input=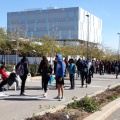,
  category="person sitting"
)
[0,65,9,91]
[0,65,18,91]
